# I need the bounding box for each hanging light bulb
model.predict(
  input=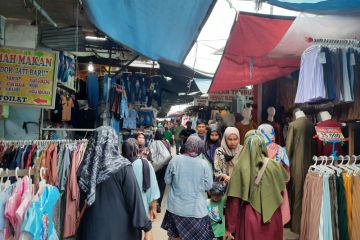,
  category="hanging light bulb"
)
[88,61,94,72]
